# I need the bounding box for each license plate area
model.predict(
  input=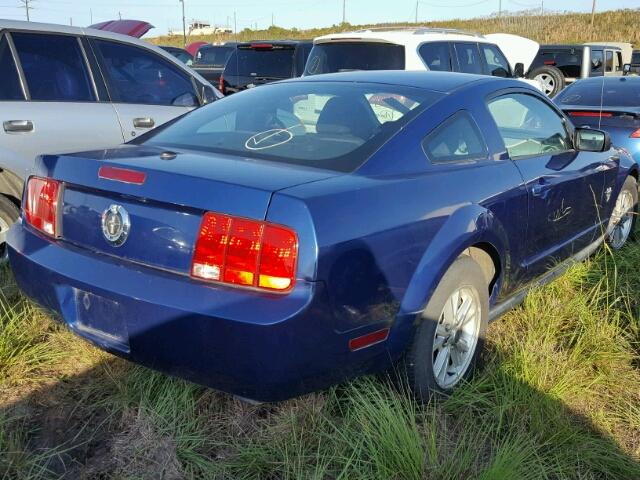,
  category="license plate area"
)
[74,289,130,353]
